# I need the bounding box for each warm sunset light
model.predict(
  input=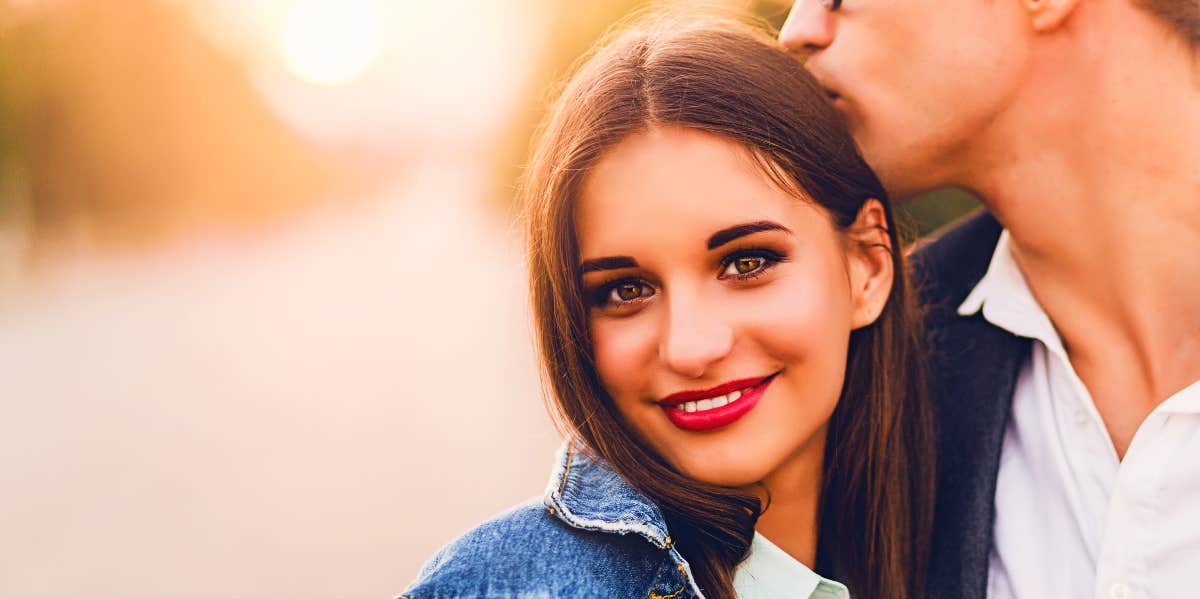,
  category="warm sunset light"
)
[280,0,384,86]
